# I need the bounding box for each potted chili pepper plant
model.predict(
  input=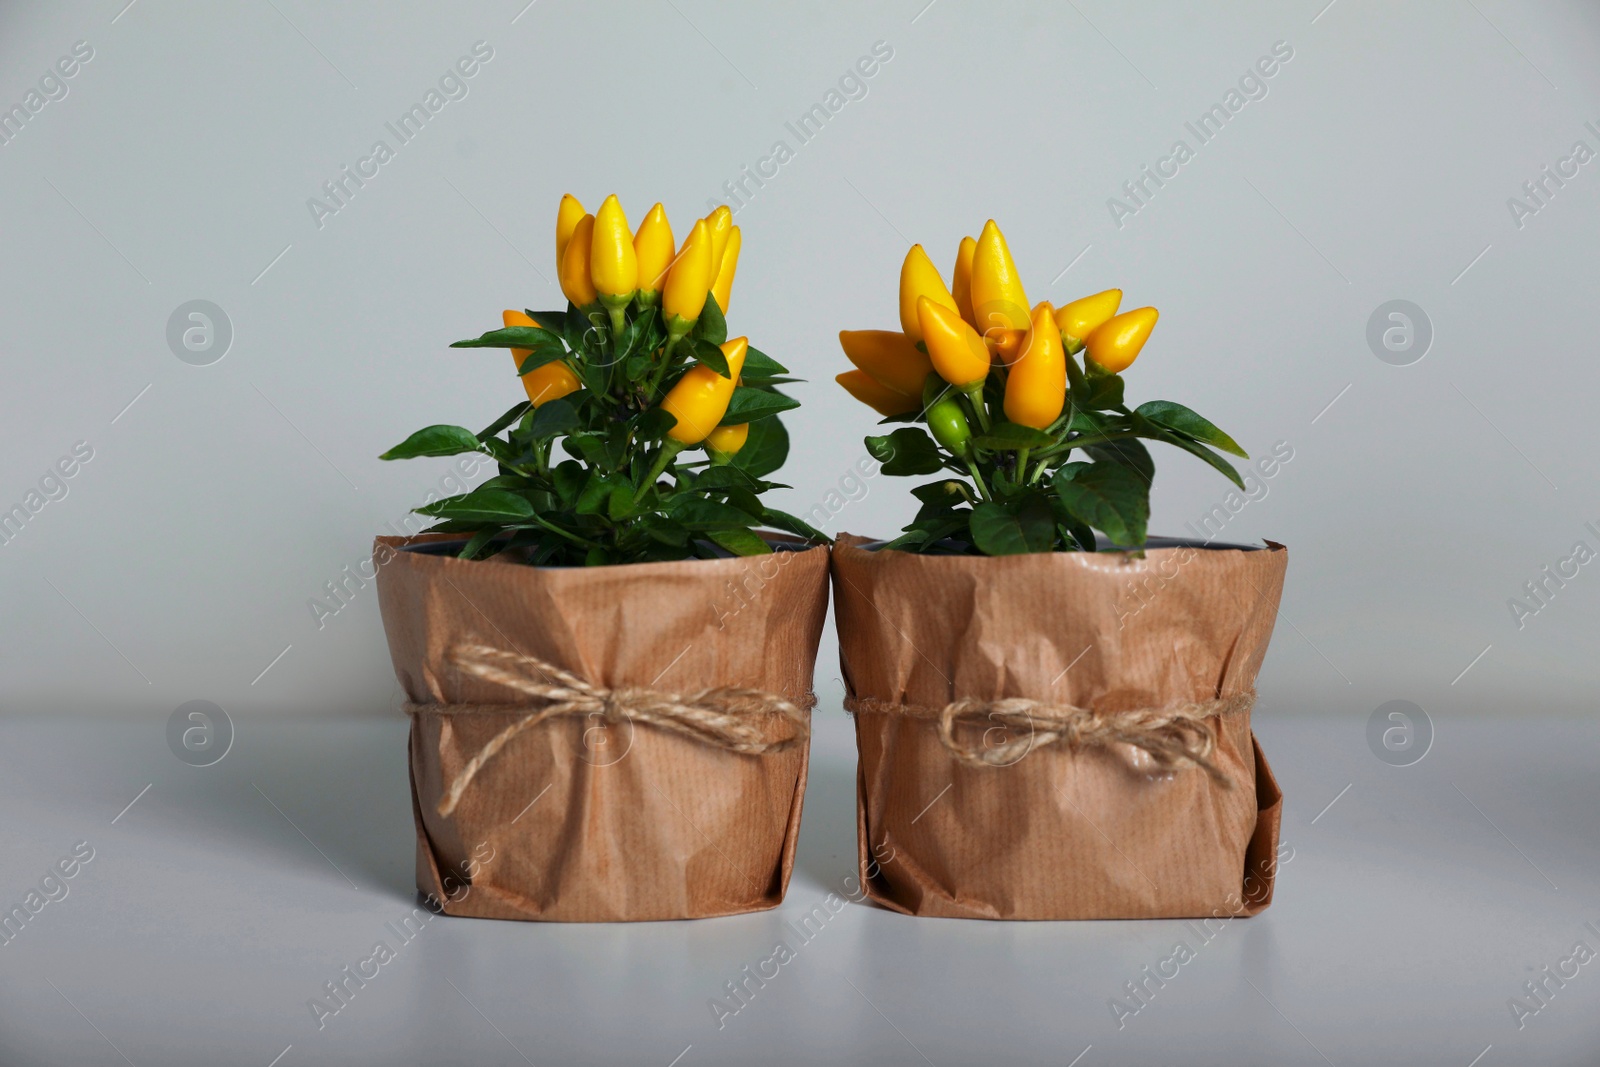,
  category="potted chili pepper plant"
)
[832,220,1288,919]
[375,194,829,922]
